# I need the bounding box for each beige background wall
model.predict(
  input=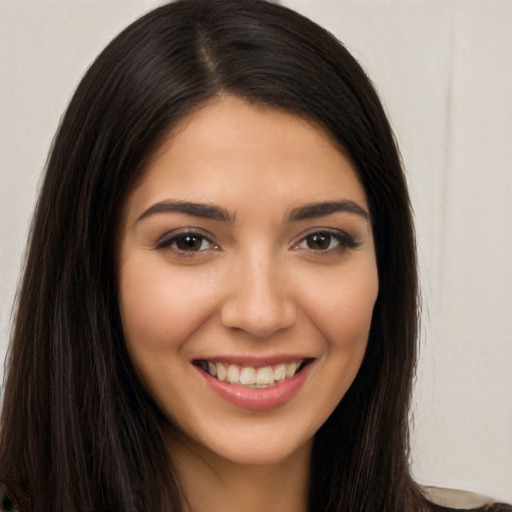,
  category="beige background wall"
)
[1,0,511,502]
